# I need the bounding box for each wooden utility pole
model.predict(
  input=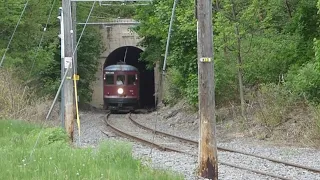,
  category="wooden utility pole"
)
[196,0,218,178]
[62,0,75,141]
